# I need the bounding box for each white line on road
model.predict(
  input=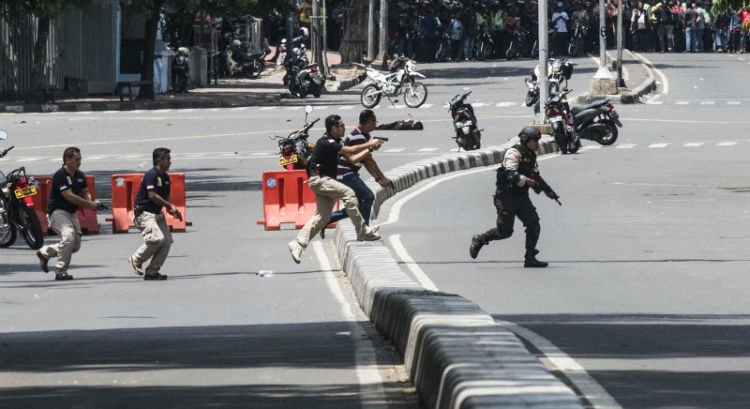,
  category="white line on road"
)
[153,109,171,113]
[338,105,355,110]
[616,144,636,149]
[497,319,623,409]
[700,101,716,105]
[286,106,303,111]
[717,142,737,146]
[387,104,406,109]
[684,142,704,147]
[420,104,434,109]
[630,51,668,95]
[495,102,516,107]
[649,143,669,148]
[473,102,490,108]
[312,242,388,403]
[727,101,741,105]
[382,148,405,153]
[675,101,689,105]
[388,235,439,291]
[417,148,439,152]
[231,107,249,111]
[582,145,602,150]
